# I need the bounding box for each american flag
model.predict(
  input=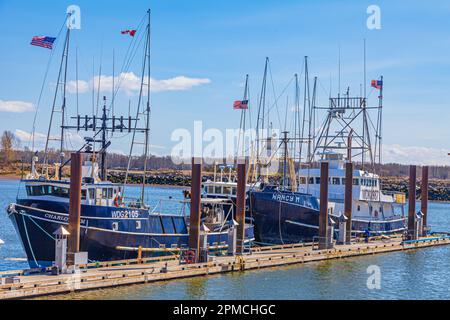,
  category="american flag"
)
[31,36,56,49]
[233,100,249,110]
[371,80,383,90]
